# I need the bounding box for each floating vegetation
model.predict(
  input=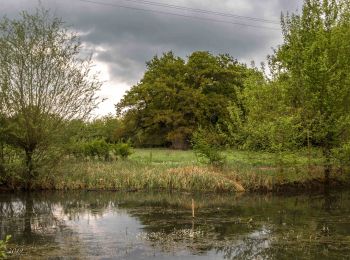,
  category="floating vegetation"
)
[1,190,350,259]
[138,228,204,242]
